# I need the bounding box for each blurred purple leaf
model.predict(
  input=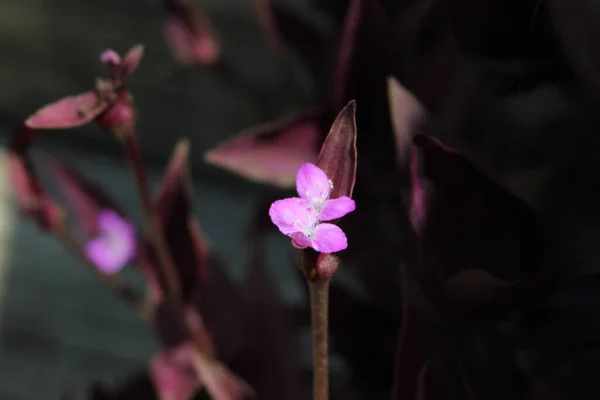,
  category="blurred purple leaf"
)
[163,0,221,66]
[25,45,143,133]
[204,108,324,188]
[410,133,552,316]
[143,139,210,303]
[25,91,108,130]
[43,155,127,238]
[150,341,202,400]
[7,149,61,231]
[233,251,304,400]
[548,0,600,101]
[391,266,432,400]
[387,76,425,166]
